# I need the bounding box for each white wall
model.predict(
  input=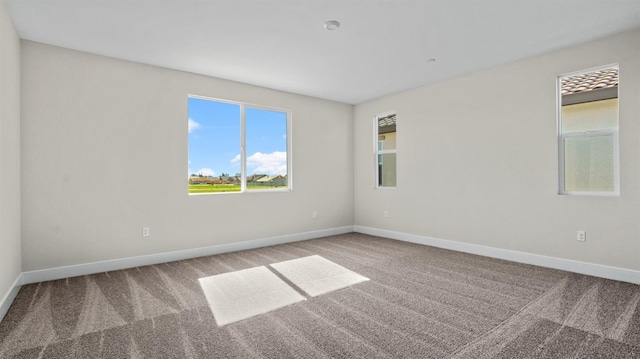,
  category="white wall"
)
[0,0,22,300]
[21,41,354,271]
[354,29,640,271]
